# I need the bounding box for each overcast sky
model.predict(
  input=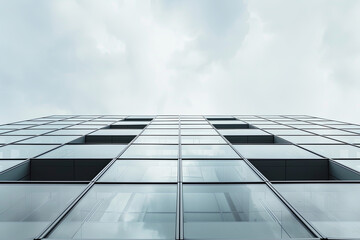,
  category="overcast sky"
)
[1,0,360,124]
